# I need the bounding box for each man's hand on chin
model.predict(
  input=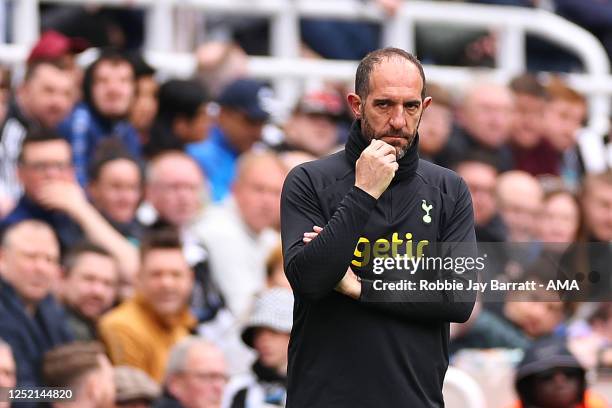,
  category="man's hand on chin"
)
[302,225,362,300]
